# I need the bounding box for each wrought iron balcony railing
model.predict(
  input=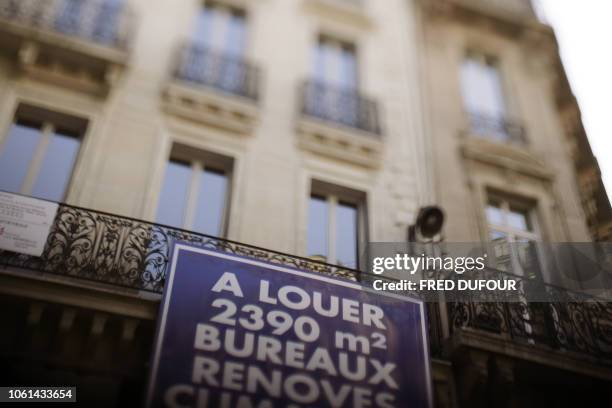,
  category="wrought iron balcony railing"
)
[1,200,610,365]
[443,266,612,364]
[173,42,261,101]
[468,111,527,146]
[0,202,358,294]
[0,0,133,50]
[300,80,382,135]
